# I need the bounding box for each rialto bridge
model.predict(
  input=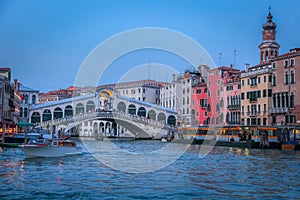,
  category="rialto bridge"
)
[28,89,177,139]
